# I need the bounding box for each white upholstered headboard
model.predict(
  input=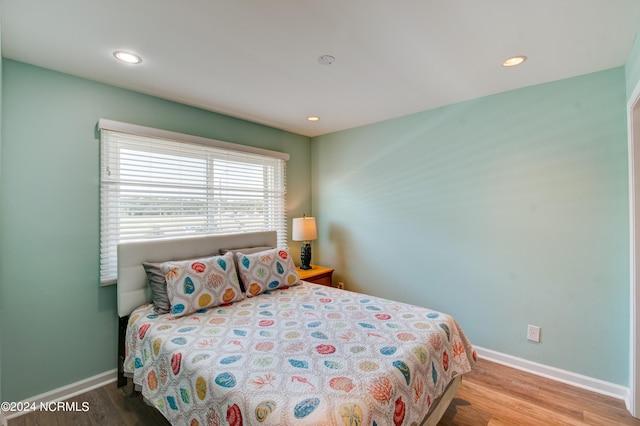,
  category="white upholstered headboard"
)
[116,231,278,317]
